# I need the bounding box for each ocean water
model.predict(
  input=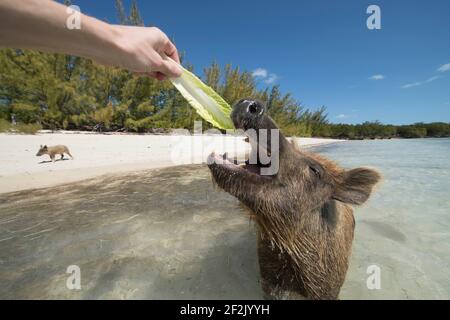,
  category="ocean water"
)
[1,138,448,300]
[311,138,450,299]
